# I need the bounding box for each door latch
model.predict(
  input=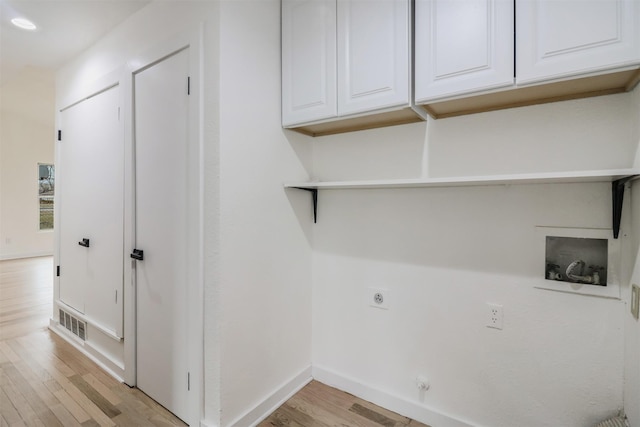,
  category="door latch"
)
[130,249,144,261]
